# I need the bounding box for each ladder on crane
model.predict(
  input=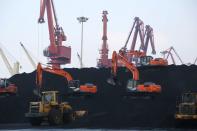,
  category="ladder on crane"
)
[0,45,20,76]
[20,42,36,69]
